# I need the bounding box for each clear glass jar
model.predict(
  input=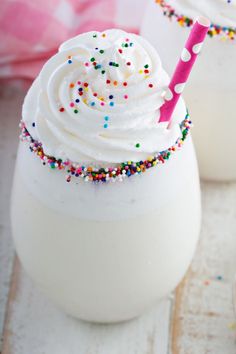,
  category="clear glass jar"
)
[11,129,201,323]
